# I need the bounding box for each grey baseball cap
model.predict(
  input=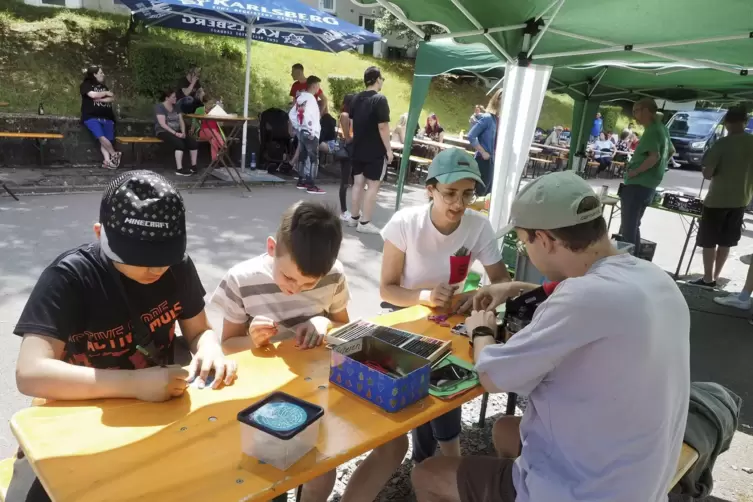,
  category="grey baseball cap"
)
[510,172,602,230]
